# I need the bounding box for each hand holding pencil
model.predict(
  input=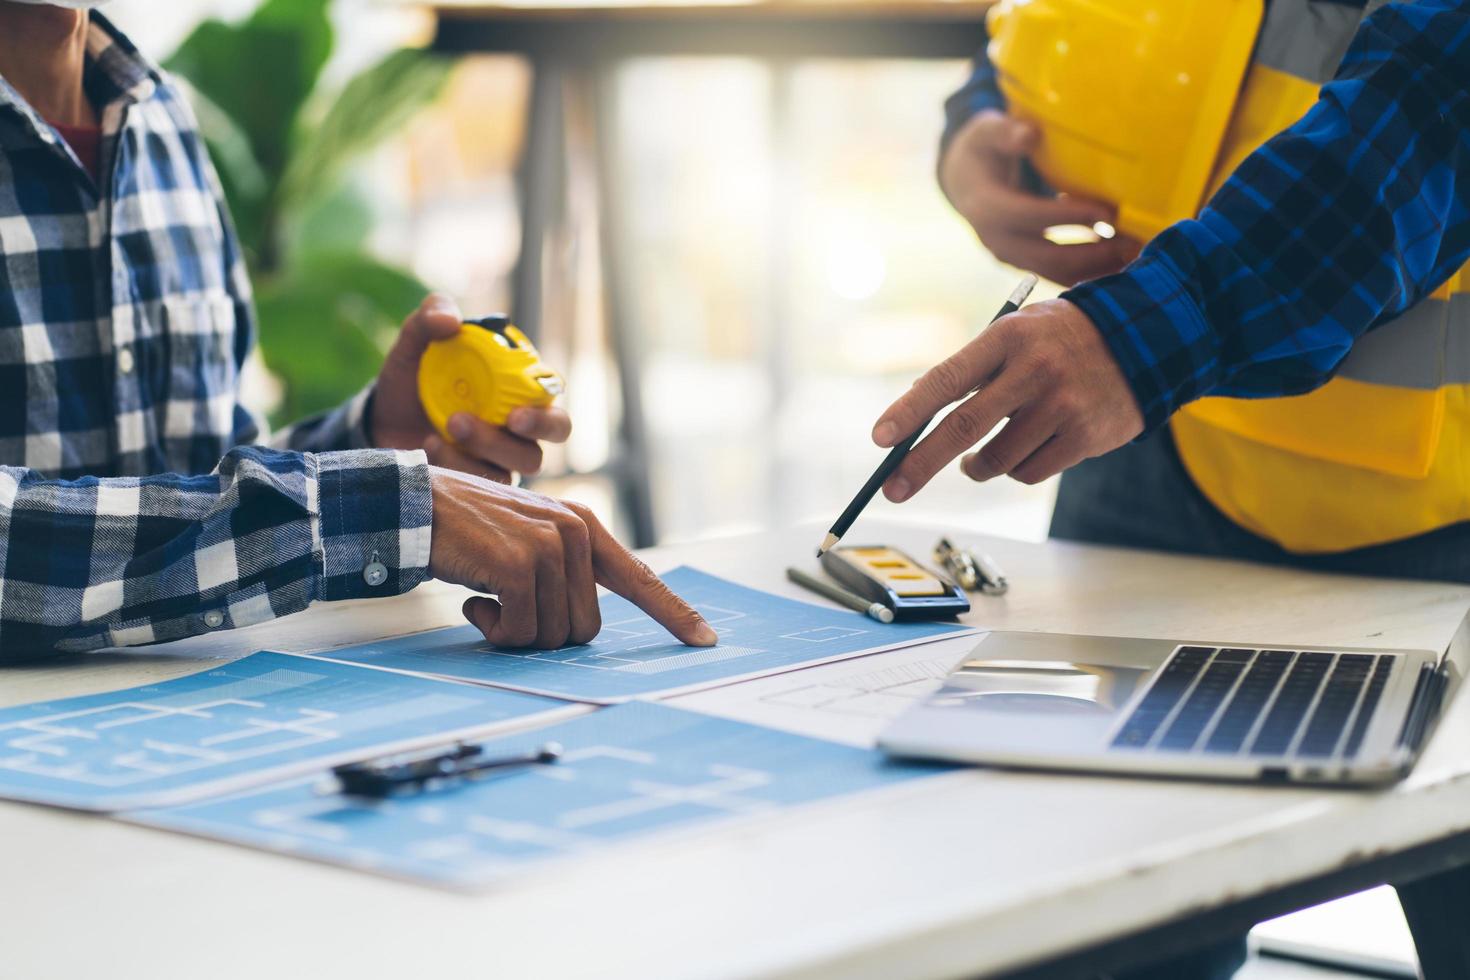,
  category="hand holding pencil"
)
[817,275,1039,557]
[871,288,1144,502]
